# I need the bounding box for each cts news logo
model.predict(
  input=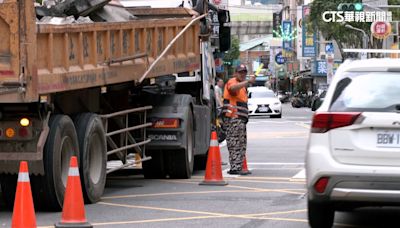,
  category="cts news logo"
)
[323,11,392,23]
[322,3,392,23]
